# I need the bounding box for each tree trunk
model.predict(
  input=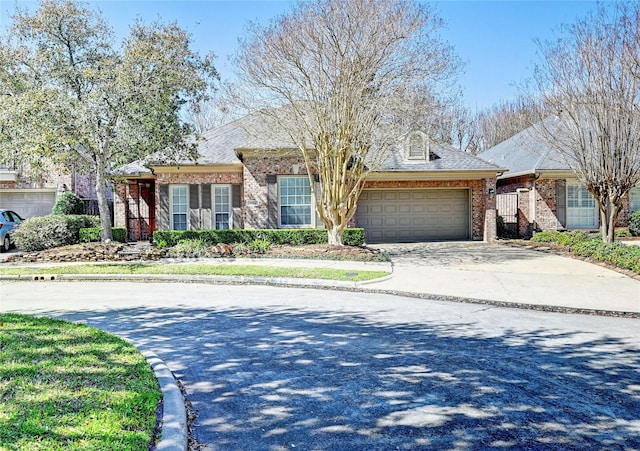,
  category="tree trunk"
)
[94,164,113,242]
[599,197,620,244]
[327,225,343,246]
[600,210,612,243]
